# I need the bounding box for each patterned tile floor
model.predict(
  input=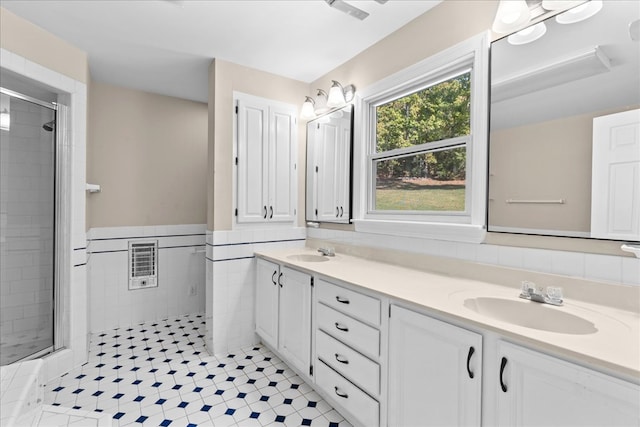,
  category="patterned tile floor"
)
[45,314,352,427]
